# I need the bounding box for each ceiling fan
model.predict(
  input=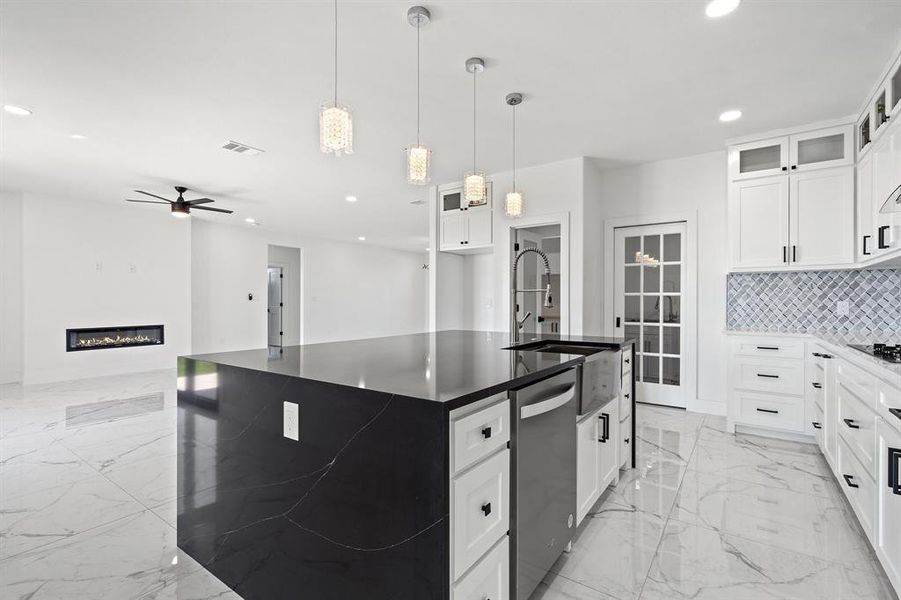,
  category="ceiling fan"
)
[125,186,233,218]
